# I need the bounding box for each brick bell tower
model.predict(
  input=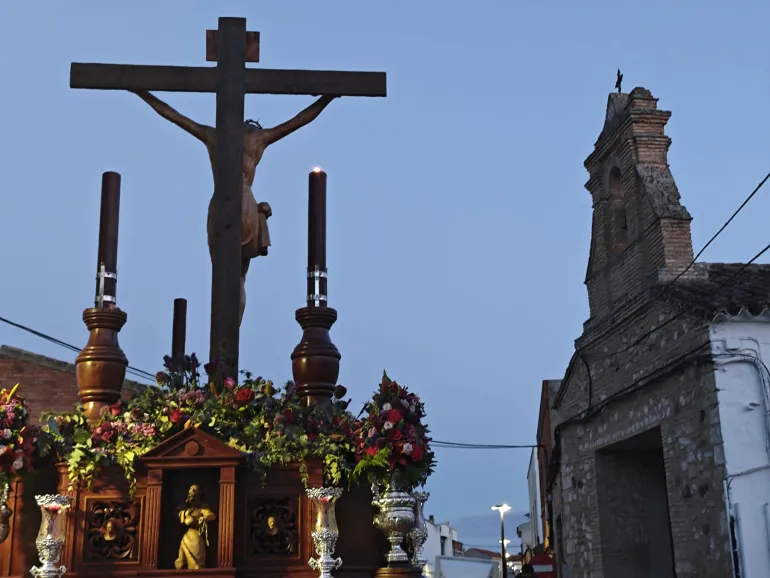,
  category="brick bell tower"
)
[583,87,704,322]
